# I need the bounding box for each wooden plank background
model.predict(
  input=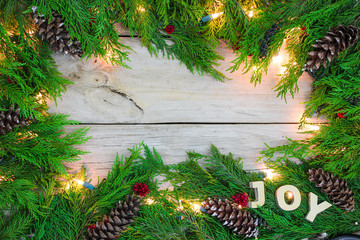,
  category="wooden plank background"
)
[49,36,315,183]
